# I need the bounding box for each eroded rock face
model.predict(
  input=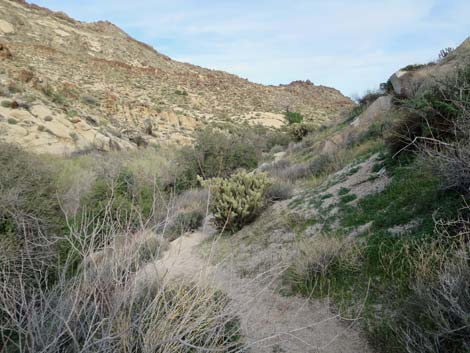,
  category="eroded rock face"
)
[0,0,354,155]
